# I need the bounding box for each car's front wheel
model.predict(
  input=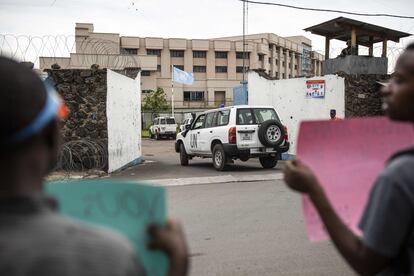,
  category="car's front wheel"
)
[212,144,228,171]
[259,156,278,169]
[180,143,189,166]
